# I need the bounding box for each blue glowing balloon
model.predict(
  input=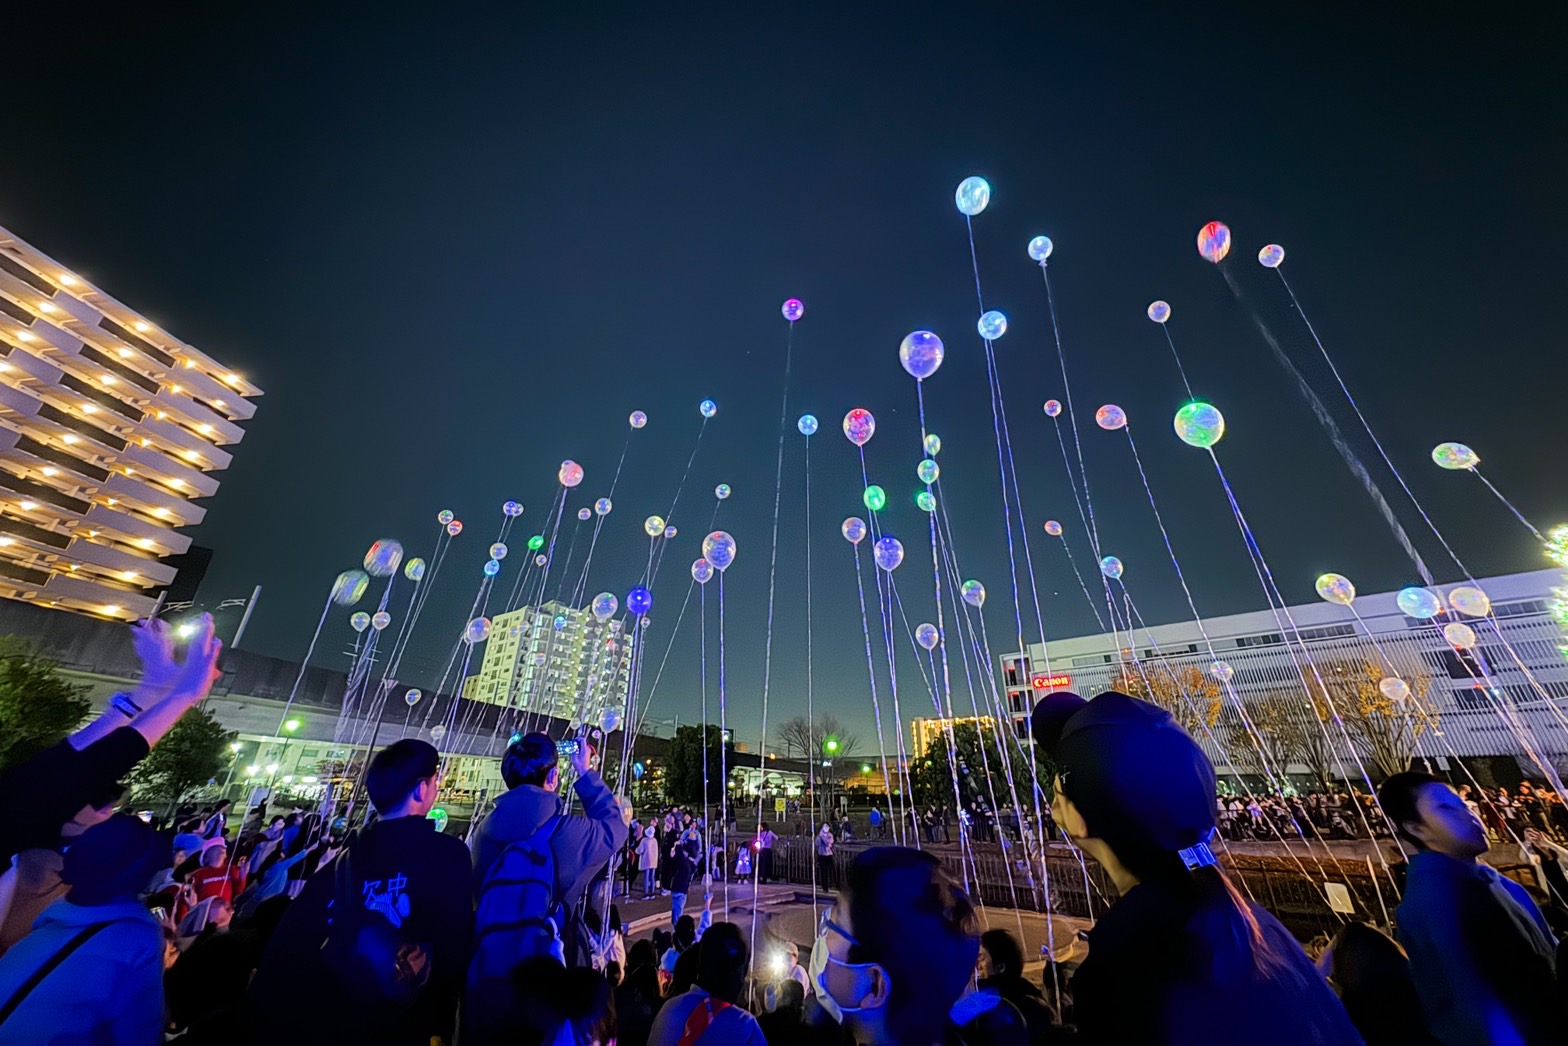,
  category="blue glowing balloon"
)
[404,688,422,706]
[350,611,371,633]
[961,580,986,608]
[629,410,647,429]
[1028,236,1054,263]
[955,176,991,216]
[915,622,939,650]
[873,536,904,571]
[691,558,713,584]
[438,509,455,526]
[1043,399,1062,417]
[502,500,524,517]
[489,543,508,560]
[899,331,945,380]
[627,586,654,616]
[595,497,613,516]
[841,517,867,545]
[364,539,404,578]
[464,617,491,644]
[578,508,591,521]
[1095,405,1127,431]
[798,414,818,436]
[977,311,1008,340]
[1197,221,1231,263]
[843,408,875,447]
[782,298,804,322]
[916,459,939,484]
[1397,586,1442,619]
[601,708,622,733]
[1147,300,1171,324]
[1258,244,1285,268]
[925,433,941,455]
[715,483,731,500]
[1044,520,1062,536]
[644,515,666,537]
[699,399,717,418]
[483,559,501,577]
[1100,556,1124,579]
[663,525,678,539]
[447,520,463,536]
[703,531,737,571]
[552,614,568,632]
[404,558,426,582]
[371,611,391,631]
[331,570,369,606]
